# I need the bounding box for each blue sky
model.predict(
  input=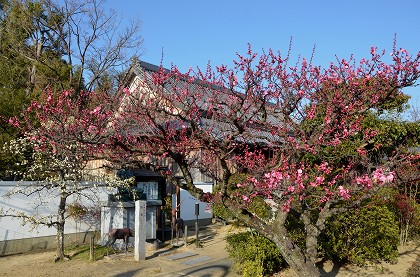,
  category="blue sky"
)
[107,0,420,110]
